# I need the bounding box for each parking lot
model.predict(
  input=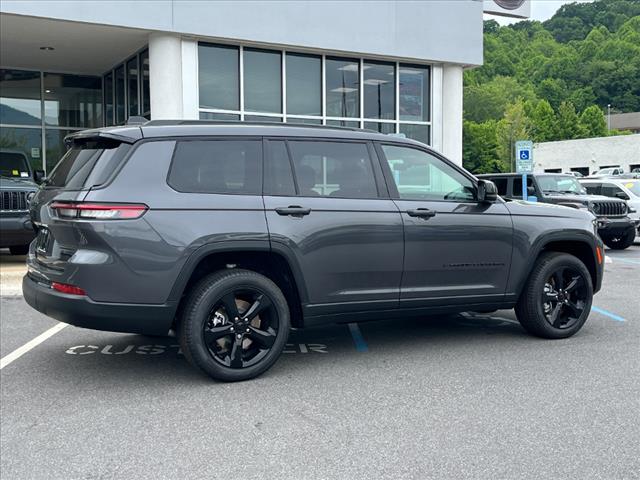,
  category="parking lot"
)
[1,244,639,479]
